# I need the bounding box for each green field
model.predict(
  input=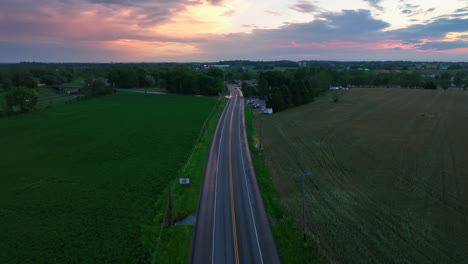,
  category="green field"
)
[0,92,217,263]
[255,88,468,263]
